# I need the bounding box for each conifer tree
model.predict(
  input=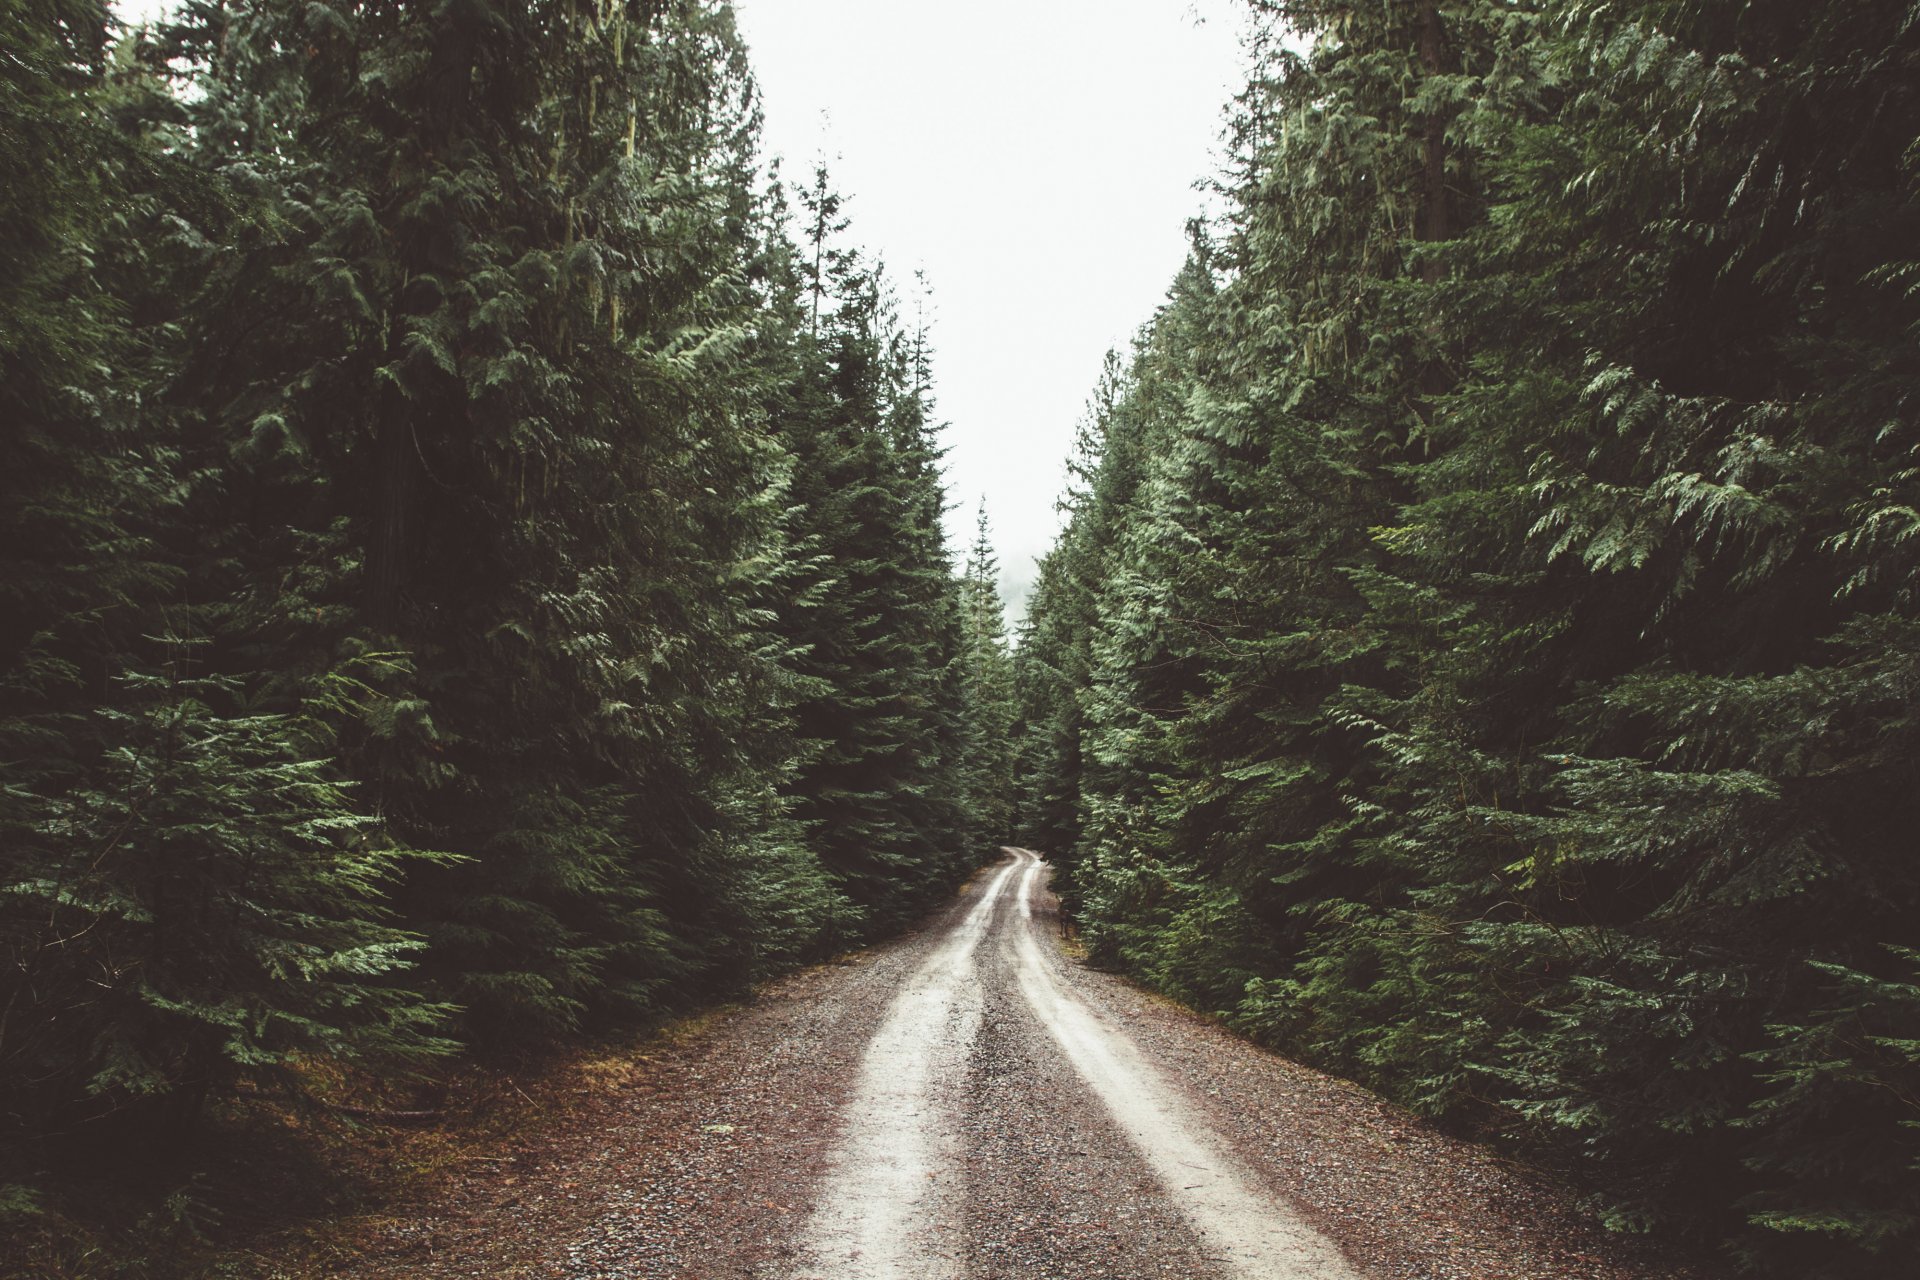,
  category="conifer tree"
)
[1021,2,1920,1272]
[2,0,989,1216]
[161,0,828,1039]
[1011,547,1088,865]
[2,4,450,1148]
[958,503,1018,853]
[770,168,972,928]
